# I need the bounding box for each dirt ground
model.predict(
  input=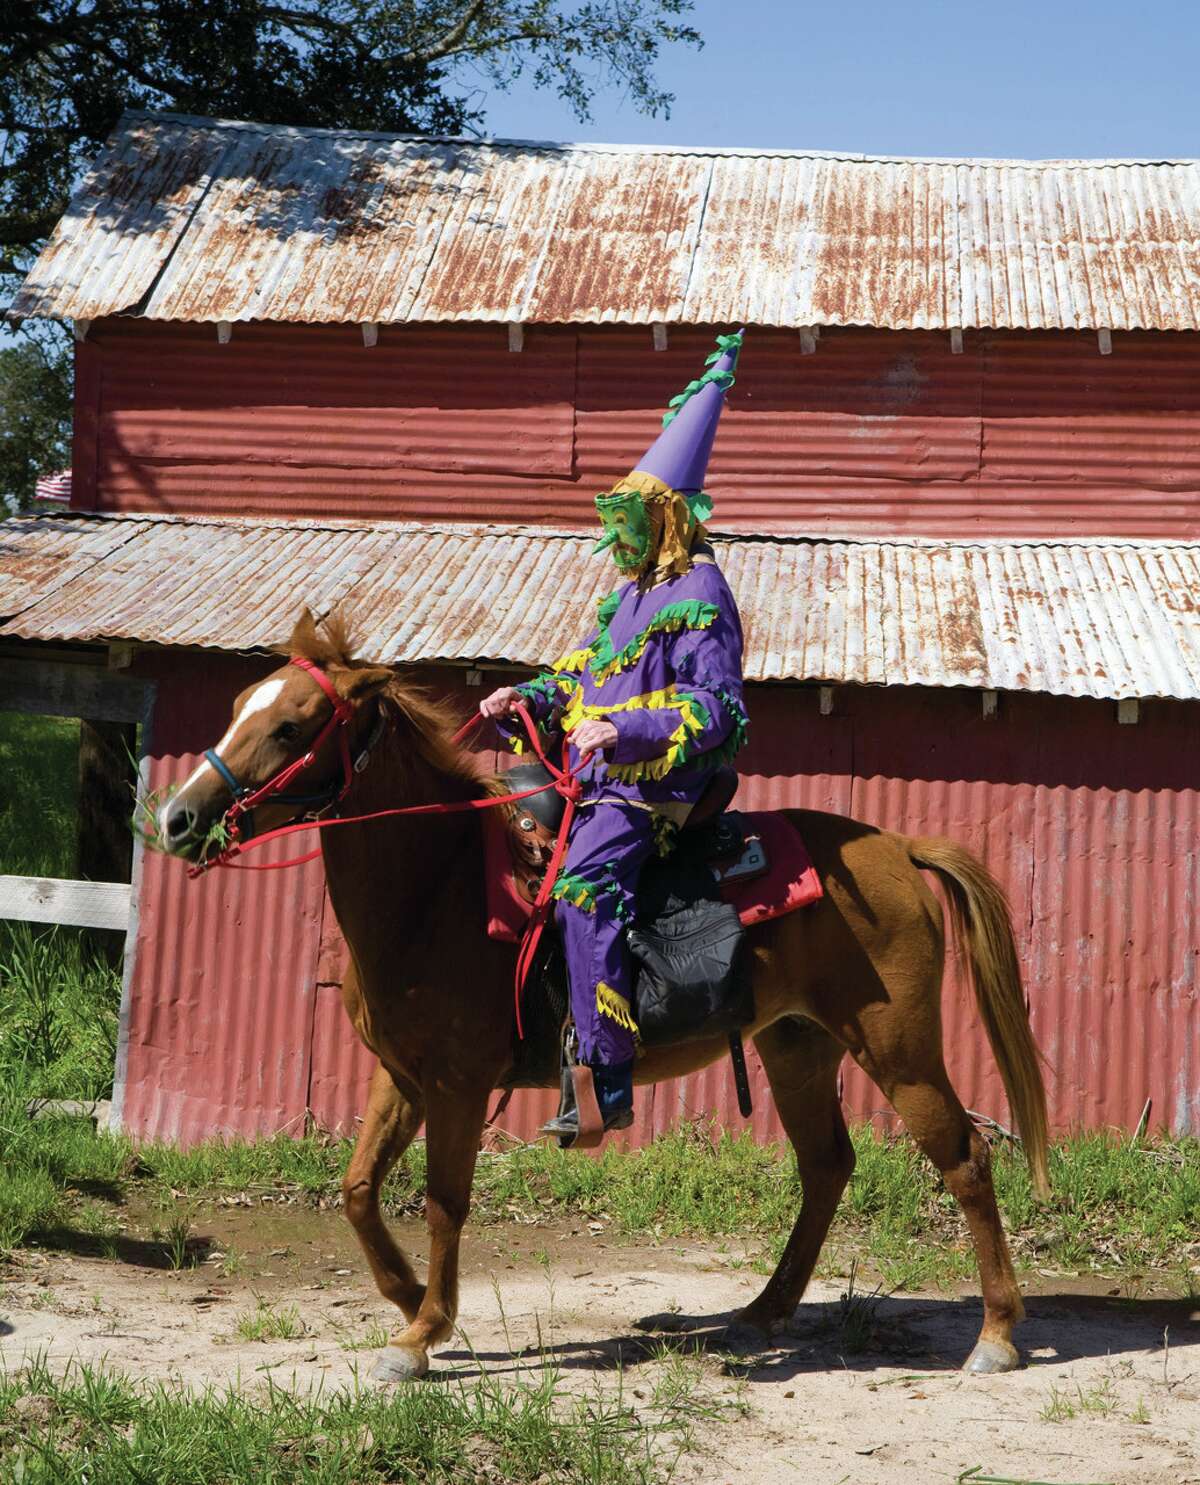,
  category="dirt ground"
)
[2,1201,1198,1485]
